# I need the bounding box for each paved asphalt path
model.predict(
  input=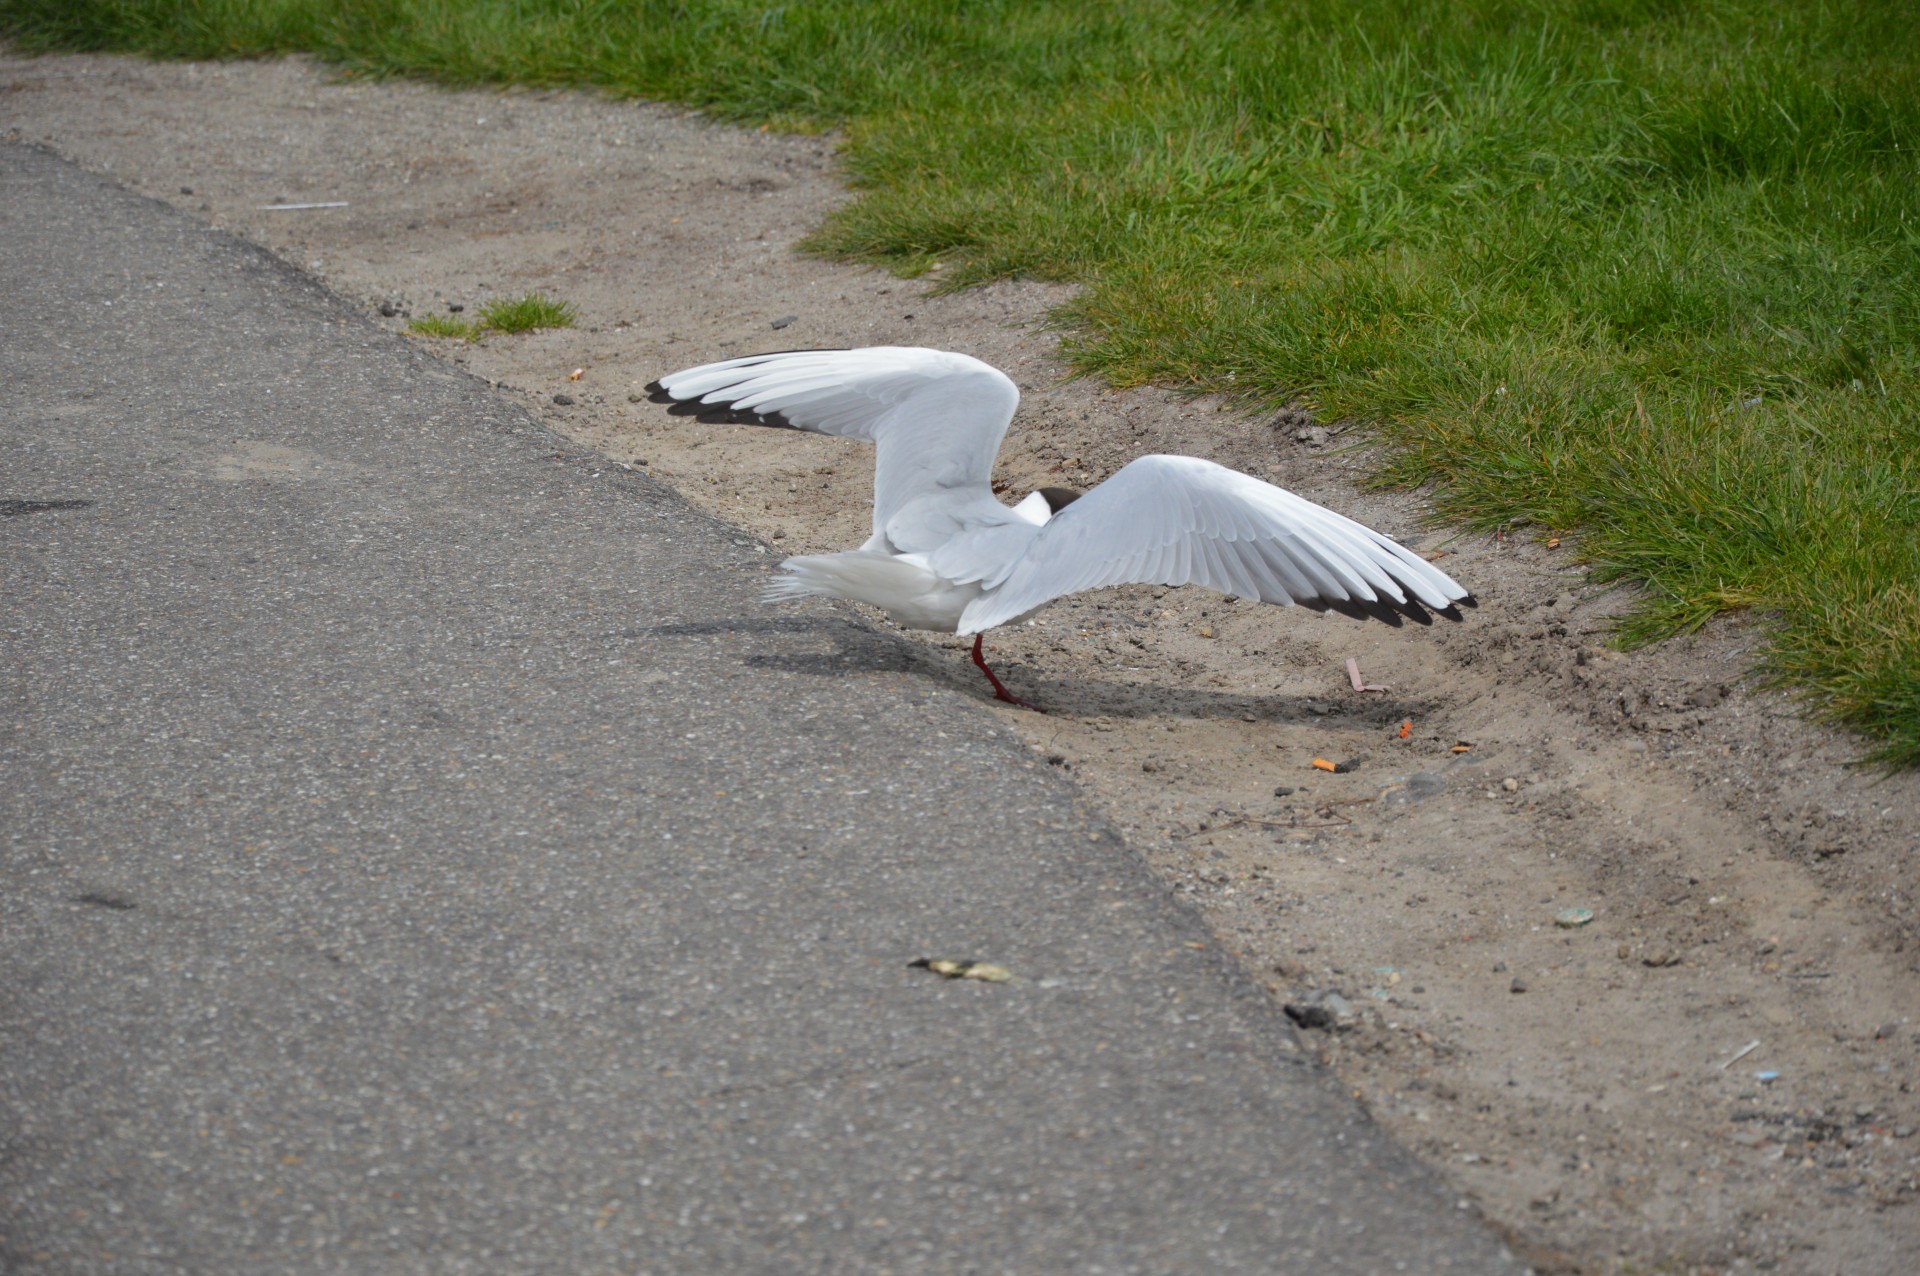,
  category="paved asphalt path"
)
[0,143,1517,1274]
